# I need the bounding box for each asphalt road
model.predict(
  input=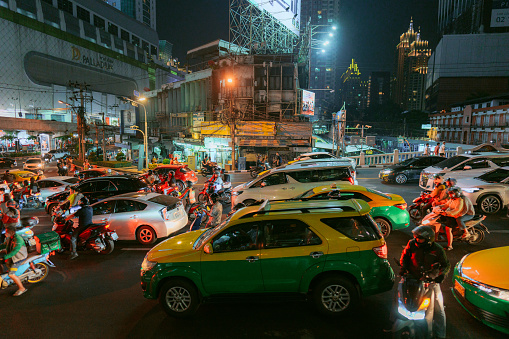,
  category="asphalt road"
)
[1,166,508,339]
